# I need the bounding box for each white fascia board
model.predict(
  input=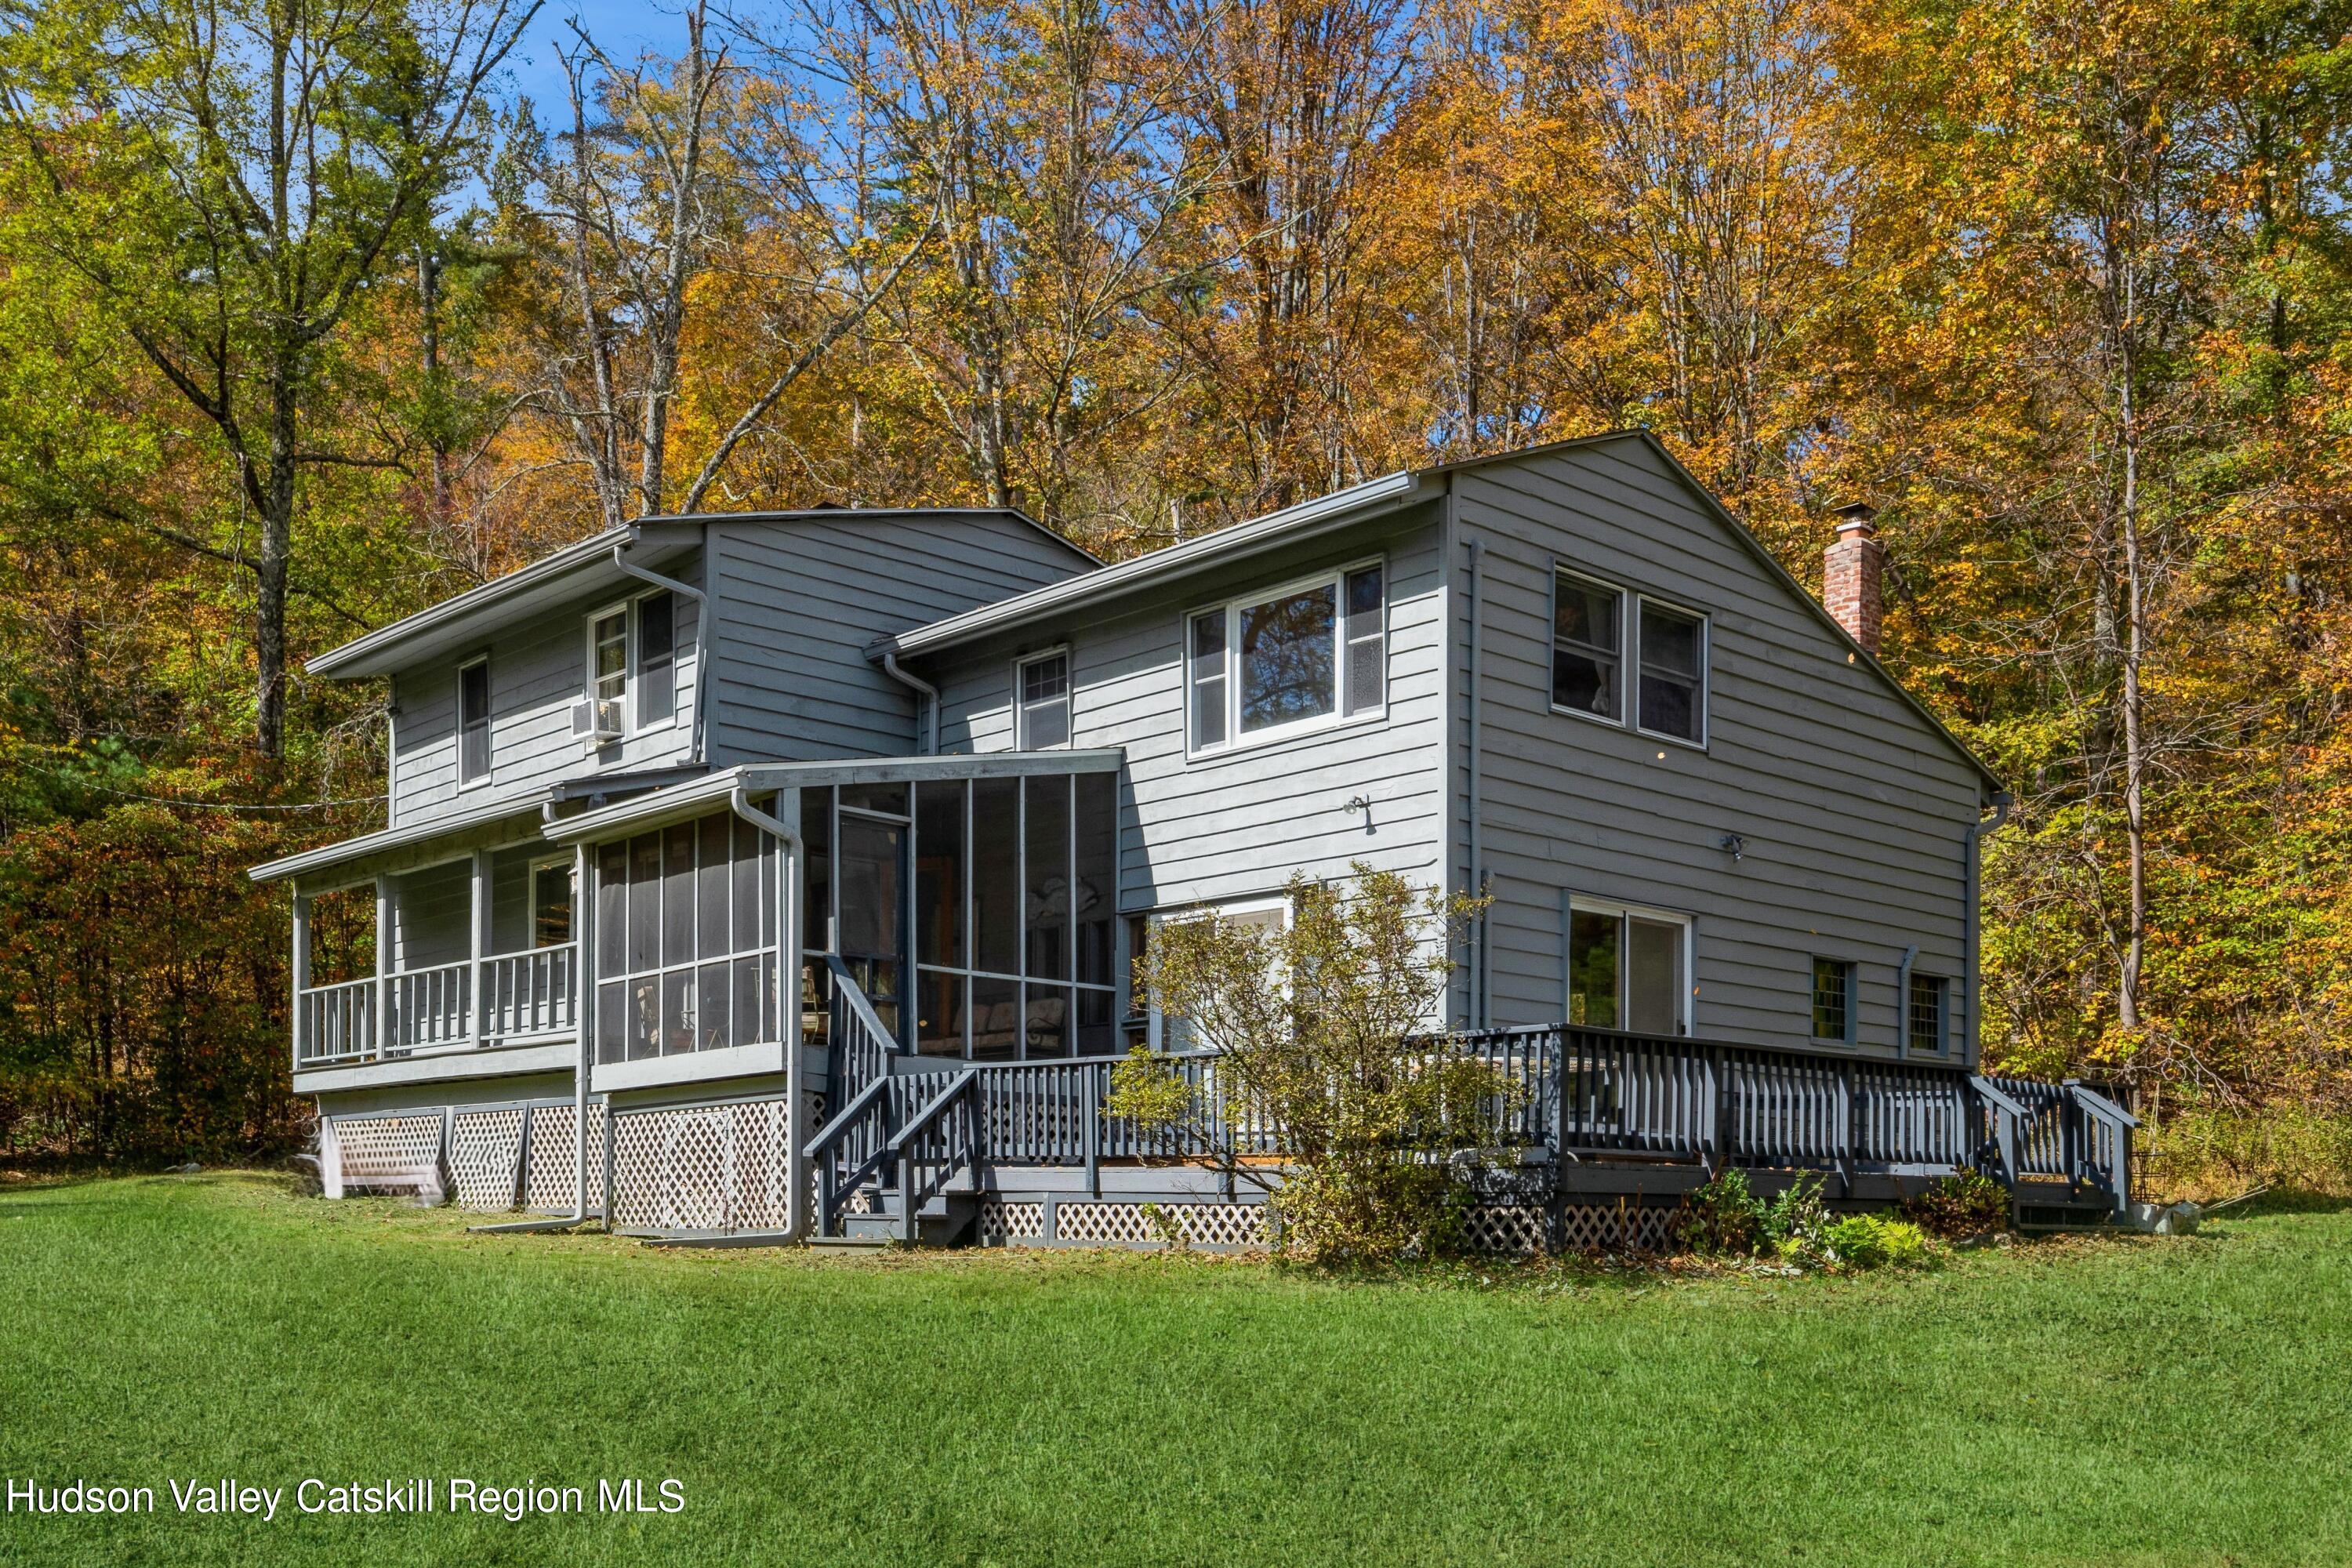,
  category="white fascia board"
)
[878,470,1426,659]
[543,750,1126,845]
